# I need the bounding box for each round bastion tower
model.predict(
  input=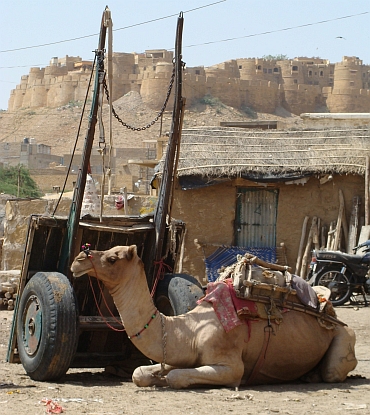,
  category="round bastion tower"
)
[326,56,370,112]
[140,62,175,110]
